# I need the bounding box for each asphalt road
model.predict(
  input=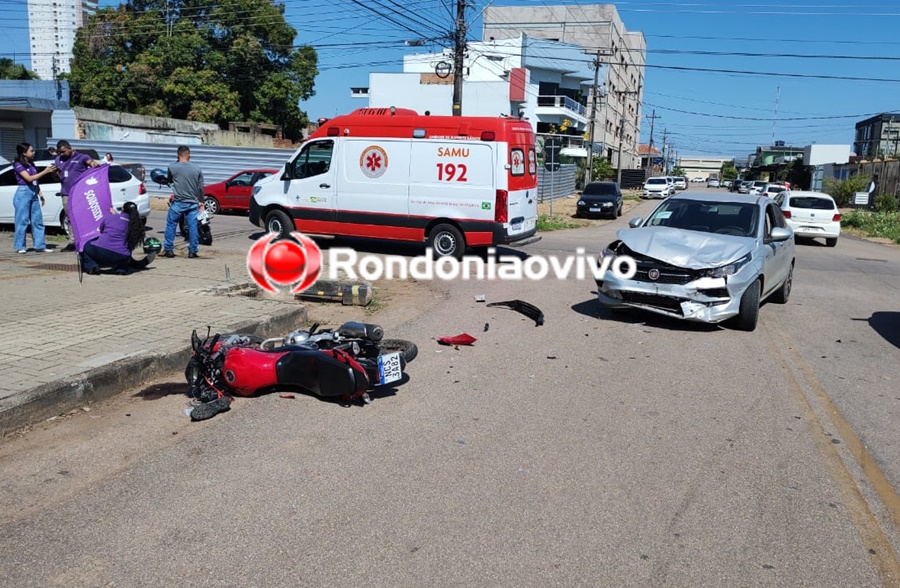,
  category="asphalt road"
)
[2,190,900,587]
